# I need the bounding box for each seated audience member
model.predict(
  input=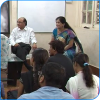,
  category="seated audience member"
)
[18,62,74,99]
[66,53,99,99]
[9,17,37,78]
[17,48,49,97]
[47,40,75,91]
[1,81,5,99]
